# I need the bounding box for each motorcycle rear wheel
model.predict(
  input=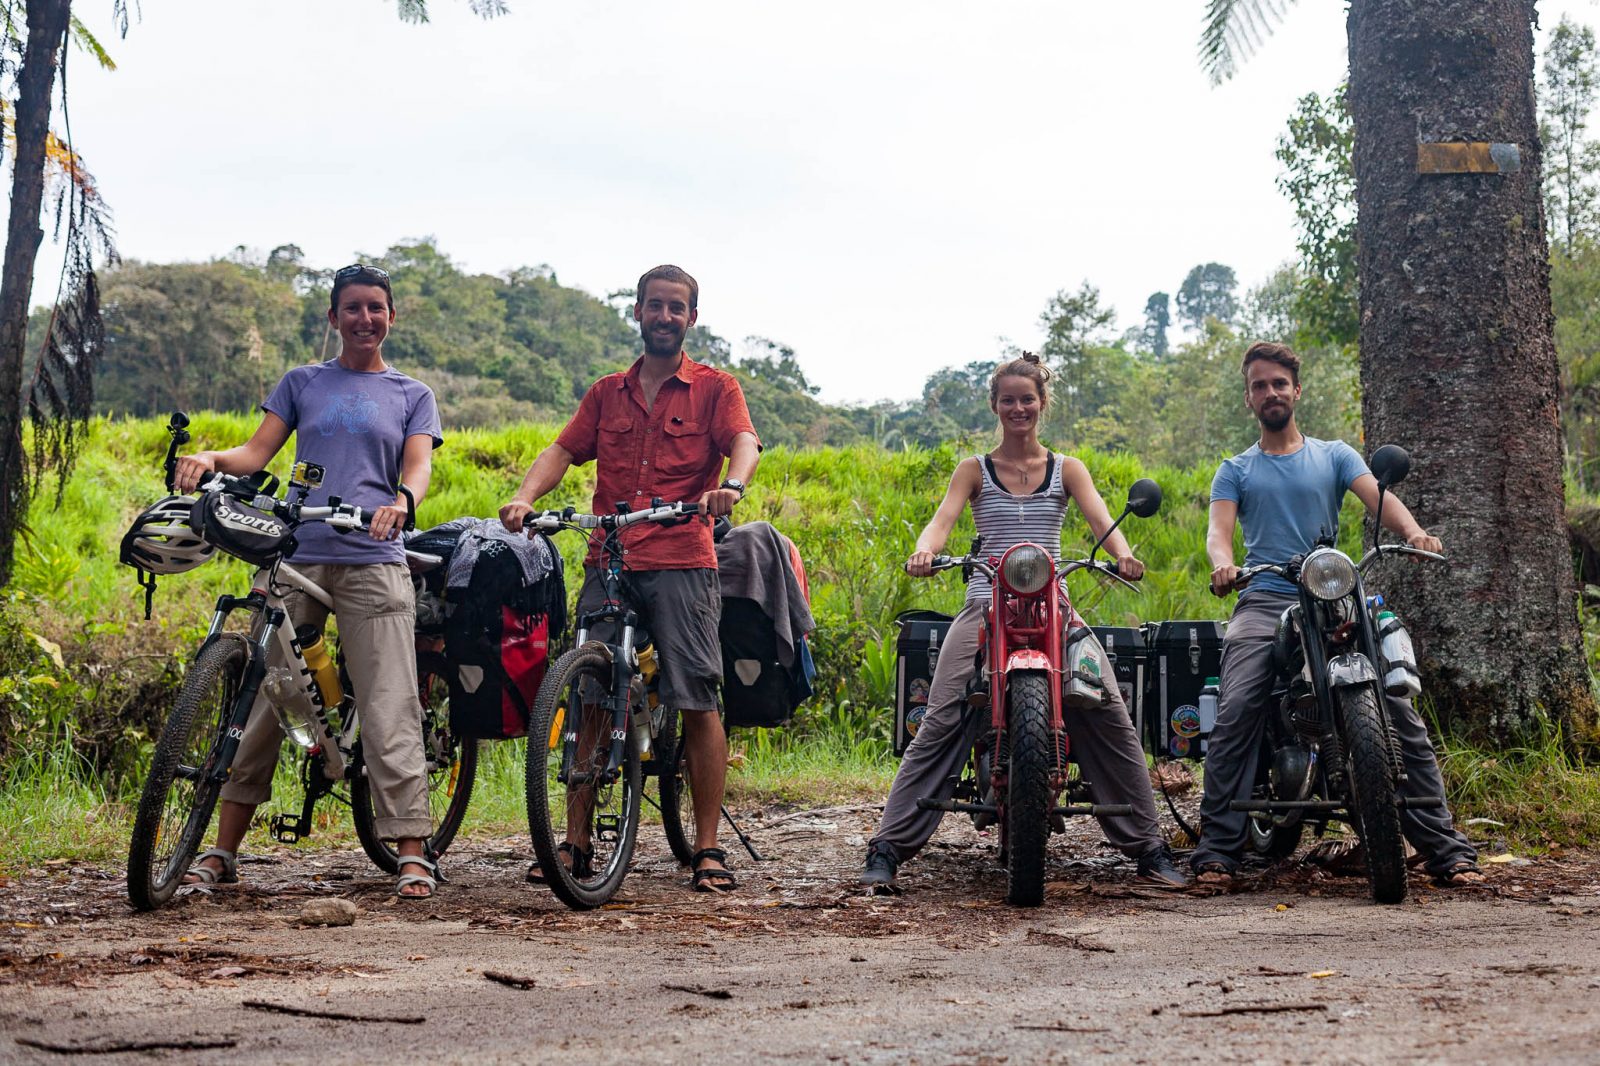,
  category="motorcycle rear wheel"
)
[1340,685,1407,904]
[1004,671,1054,907]
[1246,738,1305,860]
